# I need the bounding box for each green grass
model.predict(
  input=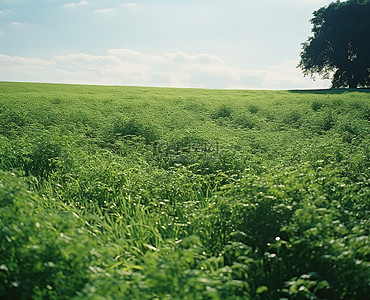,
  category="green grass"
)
[0,82,369,299]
